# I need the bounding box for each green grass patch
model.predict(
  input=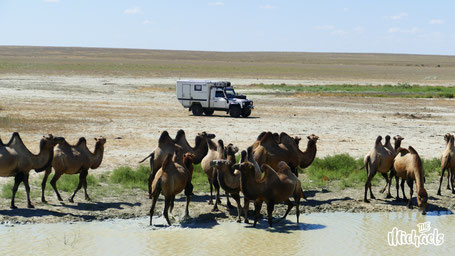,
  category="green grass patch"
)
[109,165,149,190]
[250,83,455,98]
